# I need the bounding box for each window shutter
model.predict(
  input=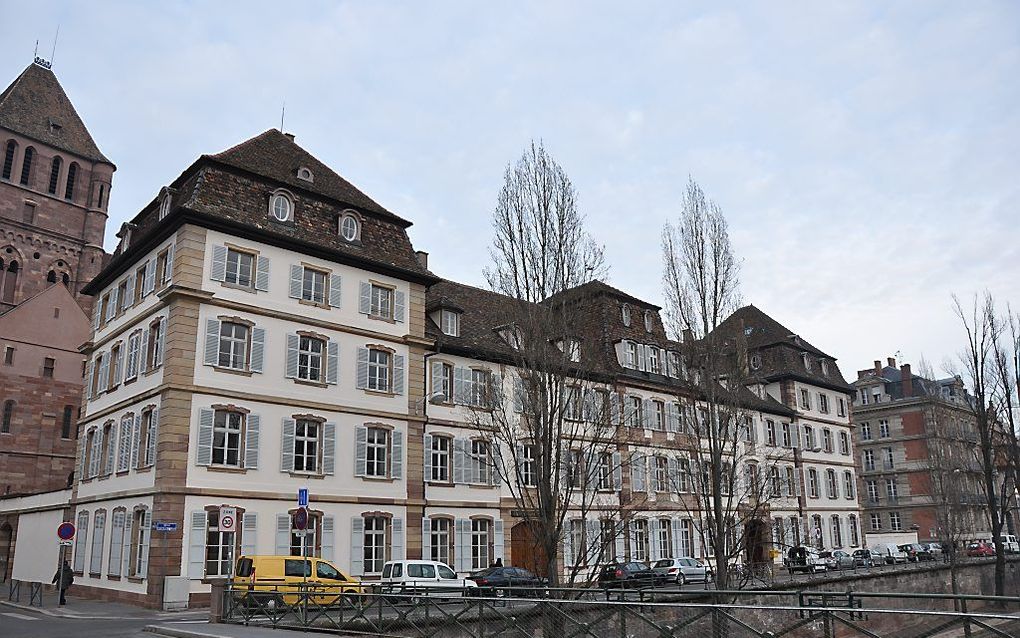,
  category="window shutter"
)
[632,453,646,492]
[73,512,88,572]
[255,255,270,292]
[89,428,101,477]
[92,304,101,331]
[489,443,502,486]
[139,510,152,577]
[326,341,339,385]
[115,346,125,385]
[643,399,652,428]
[350,517,364,576]
[146,408,159,467]
[164,244,174,284]
[649,519,661,561]
[668,403,680,433]
[107,287,118,321]
[453,438,466,484]
[121,513,133,577]
[245,413,260,469]
[610,394,621,424]
[281,419,296,472]
[613,451,623,490]
[394,290,405,323]
[139,329,149,374]
[356,347,369,389]
[563,521,574,566]
[391,517,405,561]
[153,317,166,367]
[454,367,468,404]
[321,515,335,561]
[275,514,291,555]
[423,434,433,480]
[392,354,405,395]
[131,413,142,469]
[143,258,157,295]
[513,376,524,413]
[188,511,206,579]
[124,274,135,306]
[285,334,299,378]
[197,408,214,466]
[354,425,367,476]
[455,519,469,572]
[430,360,444,398]
[672,518,683,558]
[84,359,93,400]
[328,274,342,307]
[323,422,336,475]
[117,418,131,472]
[78,437,87,483]
[241,513,257,556]
[614,526,625,562]
[250,327,265,373]
[98,355,109,393]
[288,264,303,299]
[358,282,371,315]
[105,426,117,474]
[422,518,431,561]
[585,520,600,564]
[210,245,227,282]
[390,429,403,479]
[493,519,504,563]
